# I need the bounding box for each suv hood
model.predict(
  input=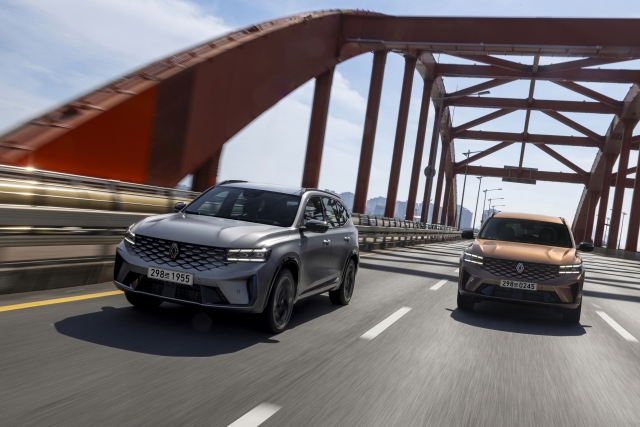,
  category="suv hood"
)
[130,213,291,248]
[471,239,578,265]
